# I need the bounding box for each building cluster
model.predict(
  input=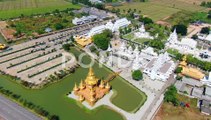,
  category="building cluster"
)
[72,15,98,25]
[175,73,211,115]
[166,29,211,61]
[73,7,110,19]
[72,68,111,106]
[166,29,197,54]
[101,40,176,82]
